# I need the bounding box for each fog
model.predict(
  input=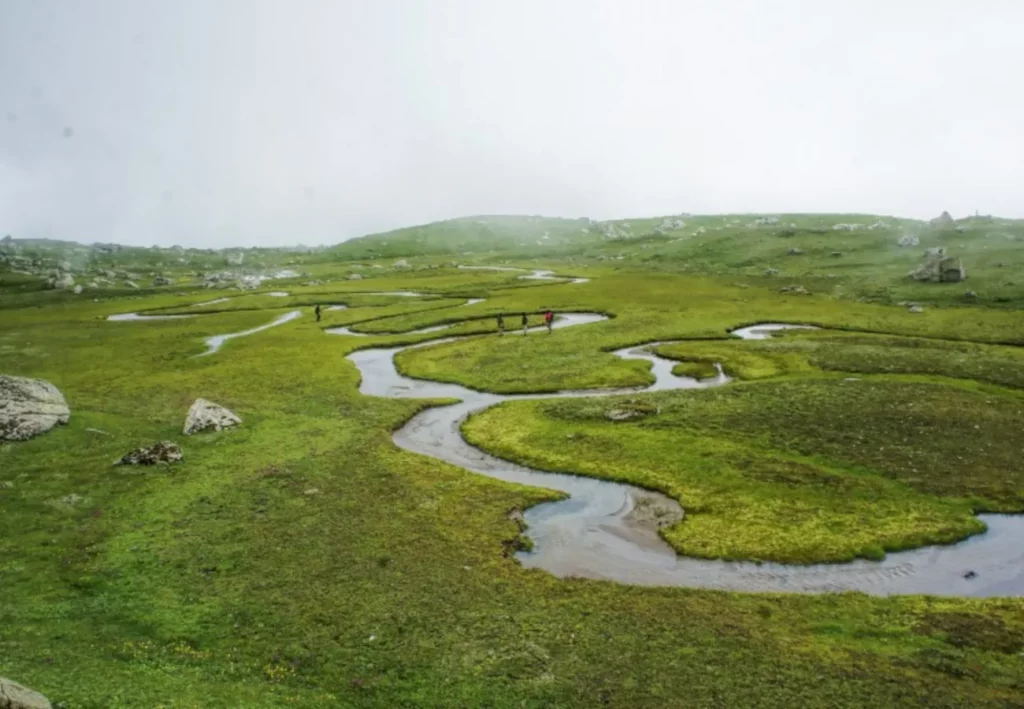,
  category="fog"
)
[2,1,1022,248]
